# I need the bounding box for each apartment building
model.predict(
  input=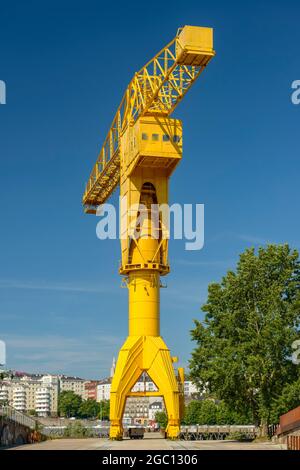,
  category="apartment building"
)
[0,373,101,416]
[123,397,150,425]
[84,380,100,400]
[12,386,27,412]
[96,378,112,401]
[59,376,87,399]
[0,374,59,416]
[149,401,163,421]
[184,380,205,398]
[0,384,9,403]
